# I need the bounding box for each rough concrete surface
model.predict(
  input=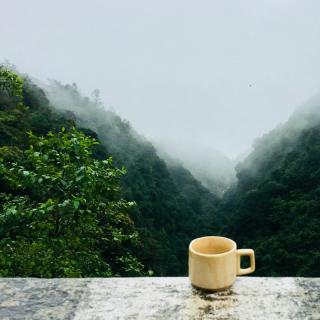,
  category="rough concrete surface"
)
[0,277,319,320]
